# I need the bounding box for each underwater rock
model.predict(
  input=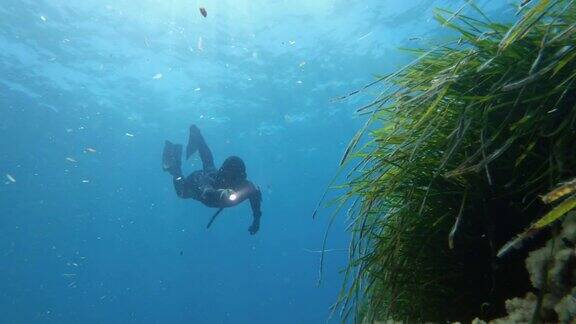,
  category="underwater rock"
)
[555,288,576,323]
[480,213,576,323]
